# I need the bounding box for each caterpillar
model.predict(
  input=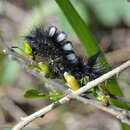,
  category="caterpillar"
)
[23,25,111,105]
[25,26,105,85]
